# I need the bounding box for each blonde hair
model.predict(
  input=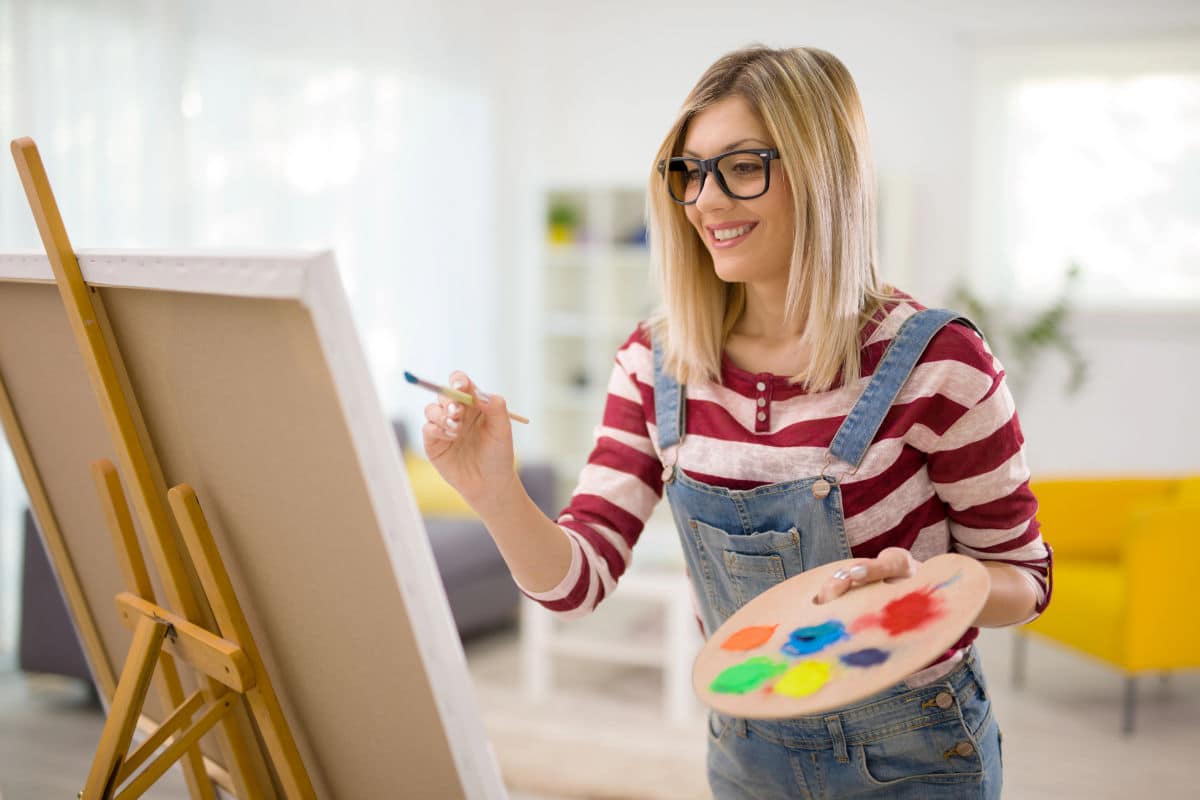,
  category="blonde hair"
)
[647,45,891,392]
